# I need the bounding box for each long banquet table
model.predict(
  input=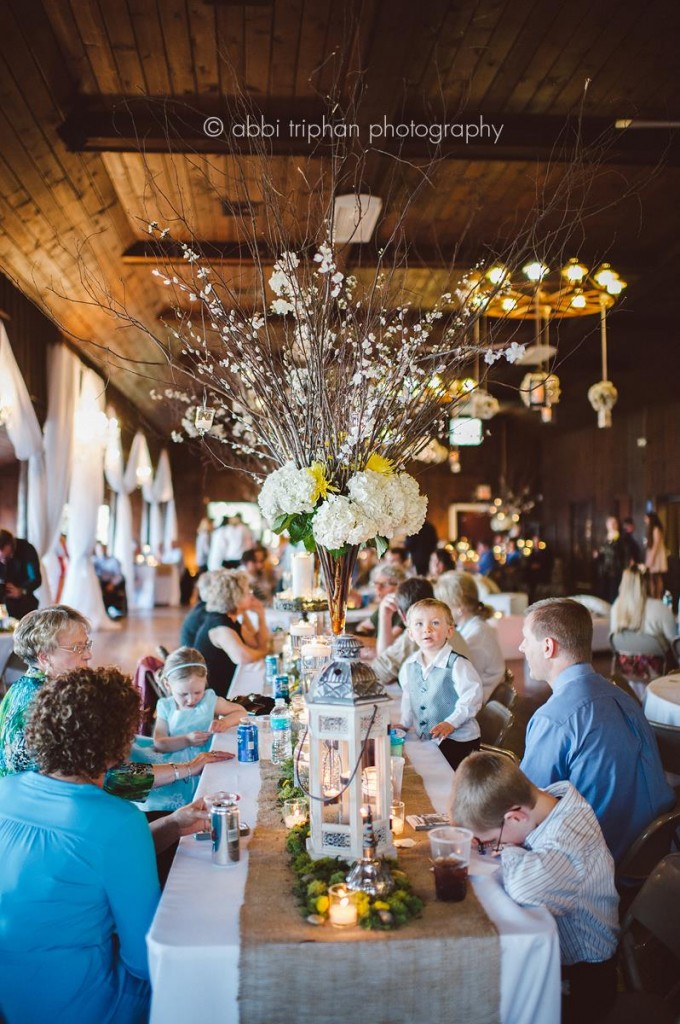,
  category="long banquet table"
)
[147,662,561,1024]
